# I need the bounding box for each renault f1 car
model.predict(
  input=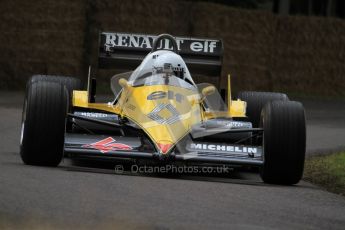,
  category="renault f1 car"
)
[20,33,306,185]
